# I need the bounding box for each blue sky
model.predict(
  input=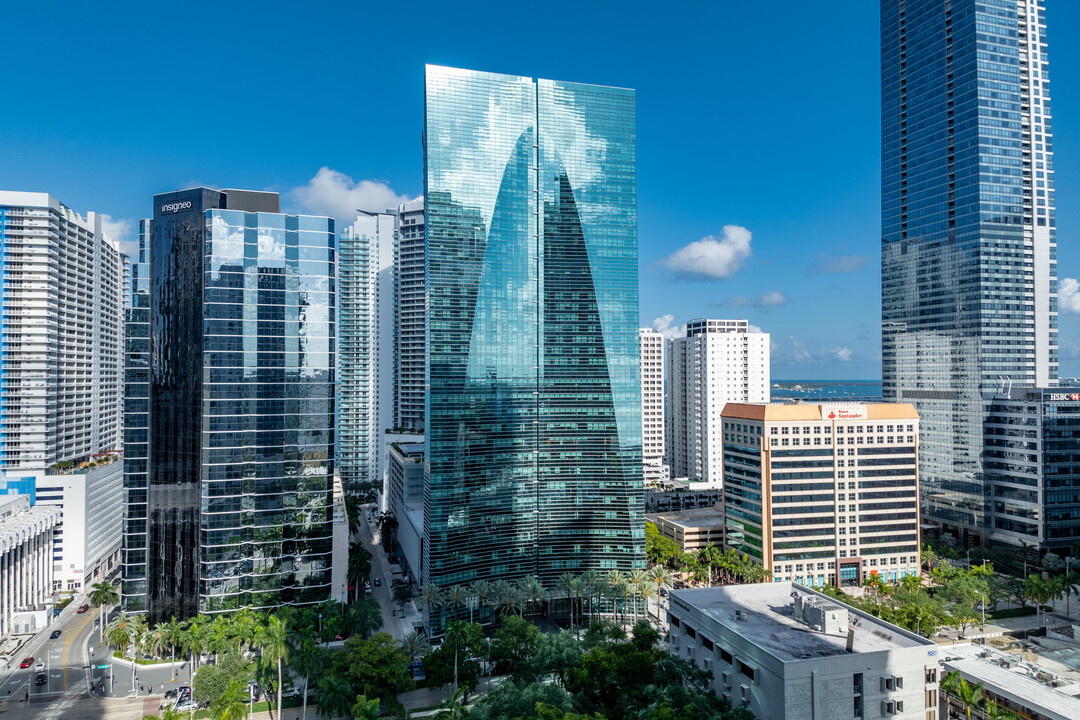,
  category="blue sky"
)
[2,1,1078,379]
